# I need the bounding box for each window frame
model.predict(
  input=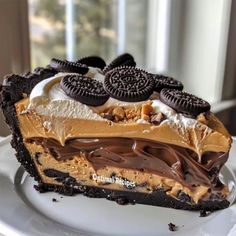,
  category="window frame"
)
[0,0,30,136]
